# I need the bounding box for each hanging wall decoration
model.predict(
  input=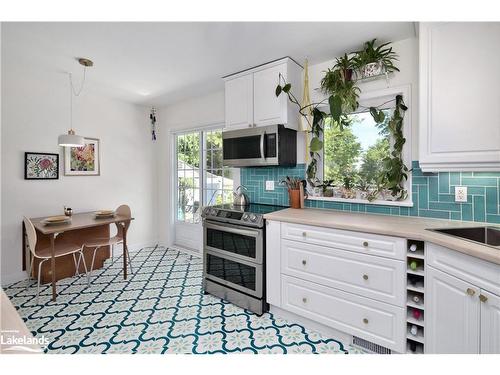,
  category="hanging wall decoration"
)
[64,137,100,176]
[149,107,157,141]
[24,152,59,180]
